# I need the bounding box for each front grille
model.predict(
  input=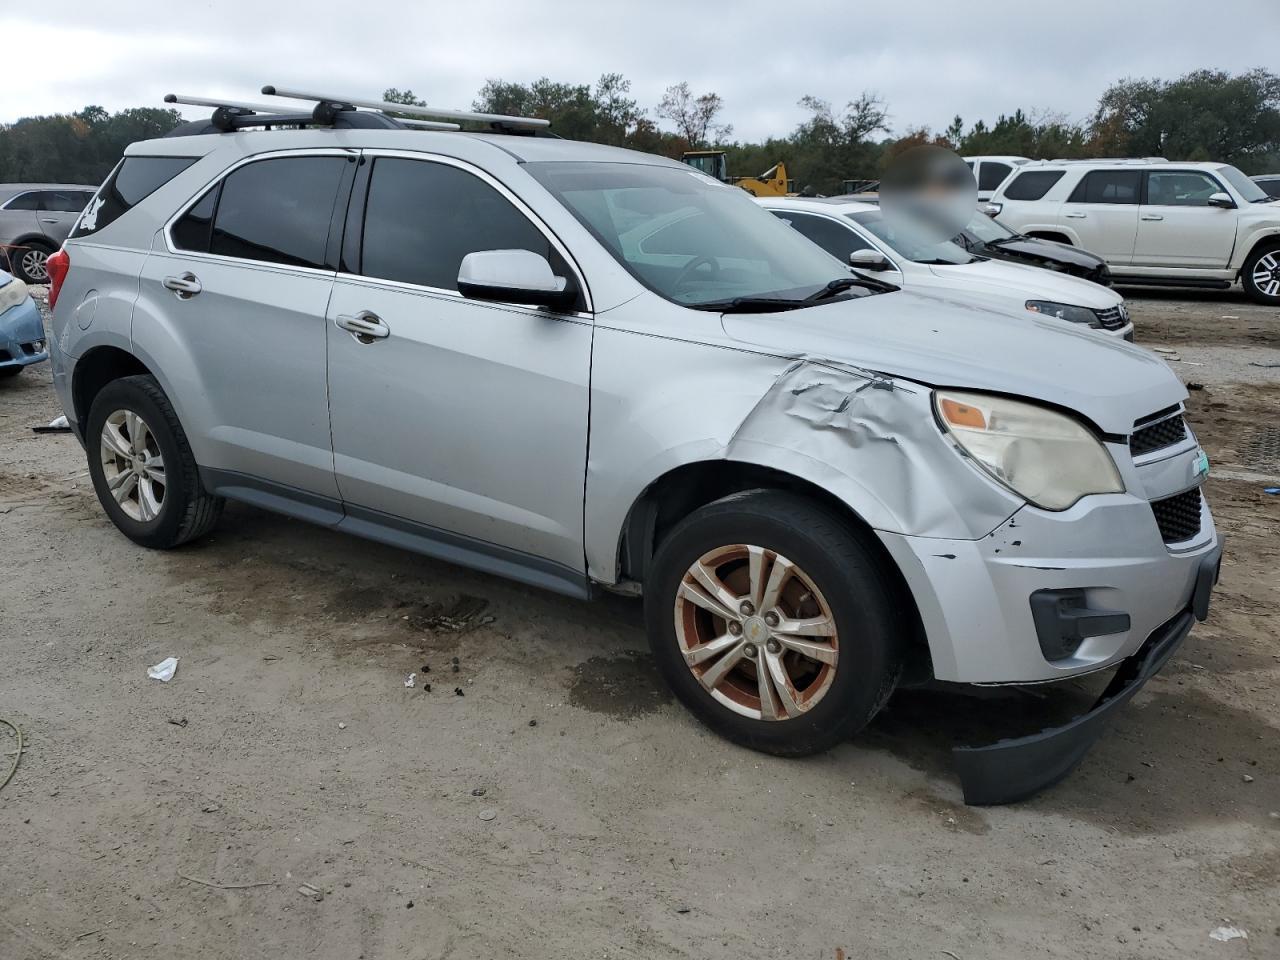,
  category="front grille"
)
[1094,304,1128,330]
[1151,488,1202,544]
[1131,413,1188,456]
